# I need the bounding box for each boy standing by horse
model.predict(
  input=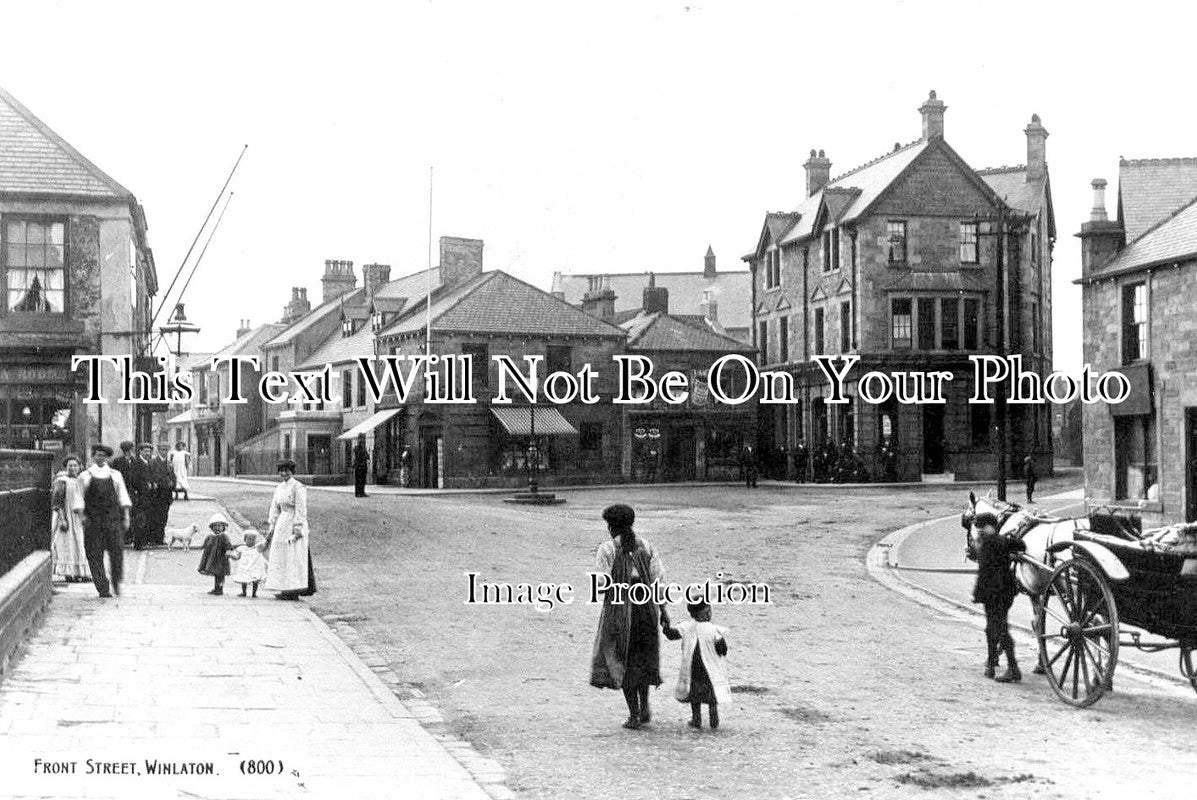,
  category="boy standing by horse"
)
[971,511,1026,683]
